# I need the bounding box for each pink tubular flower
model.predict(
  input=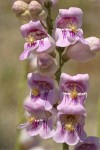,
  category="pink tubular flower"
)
[37,53,58,76]
[53,112,86,145]
[66,37,100,62]
[74,136,100,150]
[24,73,59,110]
[19,21,55,60]
[57,73,89,114]
[18,109,55,139]
[55,7,87,47]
